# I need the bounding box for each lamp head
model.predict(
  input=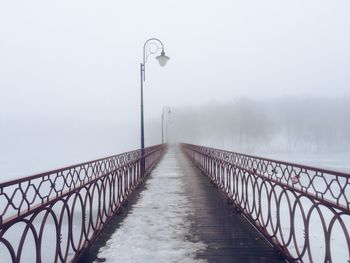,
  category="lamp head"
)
[156,51,170,67]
